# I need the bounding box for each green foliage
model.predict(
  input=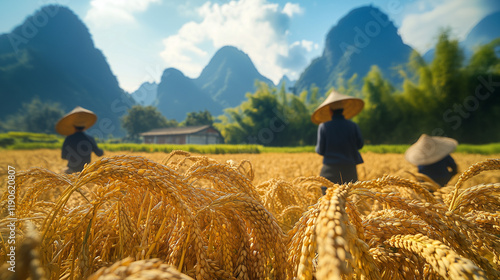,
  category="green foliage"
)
[217,82,317,146]
[216,33,498,145]
[260,145,409,154]
[356,66,401,144]
[360,145,410,154]
[2,136,499,155]
[8,142,62,150]
[353,30,500,144]
[262,144,500,154]
[218,82,283,145]
[335,73,362,98]
[0,136,15,148]
[100,143,261,154]
[121,105,177,141]
[431,30,464,104]
[456,143,500,154]
[261,146,315,153]
[467,38,500,74]
[181,110,214,126]
[0,132,62,149]
[2,131,61,141]
[1,97,64,134]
